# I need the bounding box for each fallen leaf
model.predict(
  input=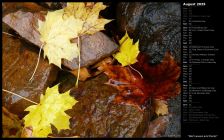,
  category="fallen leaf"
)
[102,52,180,110]
[70,67,91,81]
[113,31,140,66]
[22,84,78,137]
[94,57,113,68]
[64,2,112,34]
[3,10,117,70]
[133,52,181,100]
[38,2,112,68]
[153,99,168,116]
[38,9,83,68]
